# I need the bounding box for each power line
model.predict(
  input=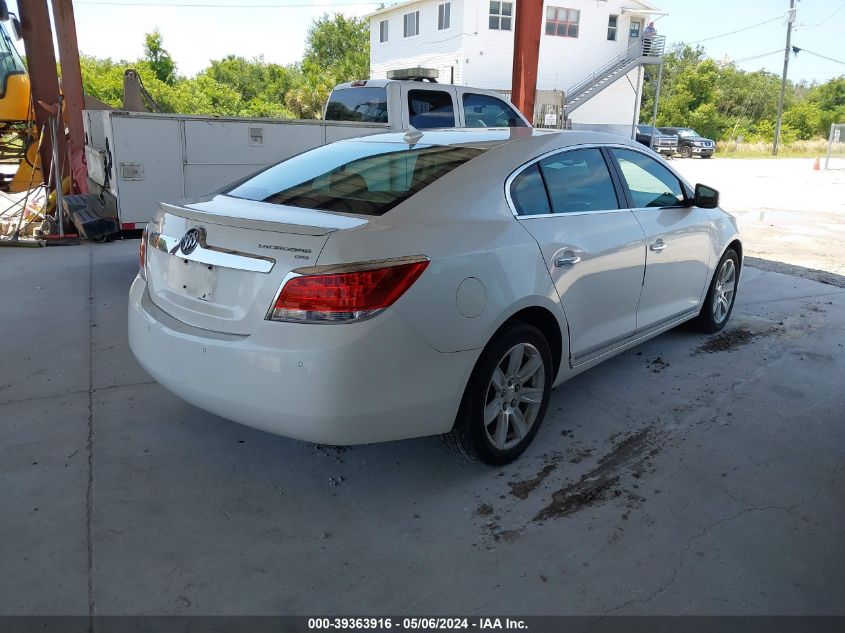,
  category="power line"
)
[812,0,845,26]
[682,14,784,45]
[729,49,783,64]
[75,1,380,7]
[795,47,845,66]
